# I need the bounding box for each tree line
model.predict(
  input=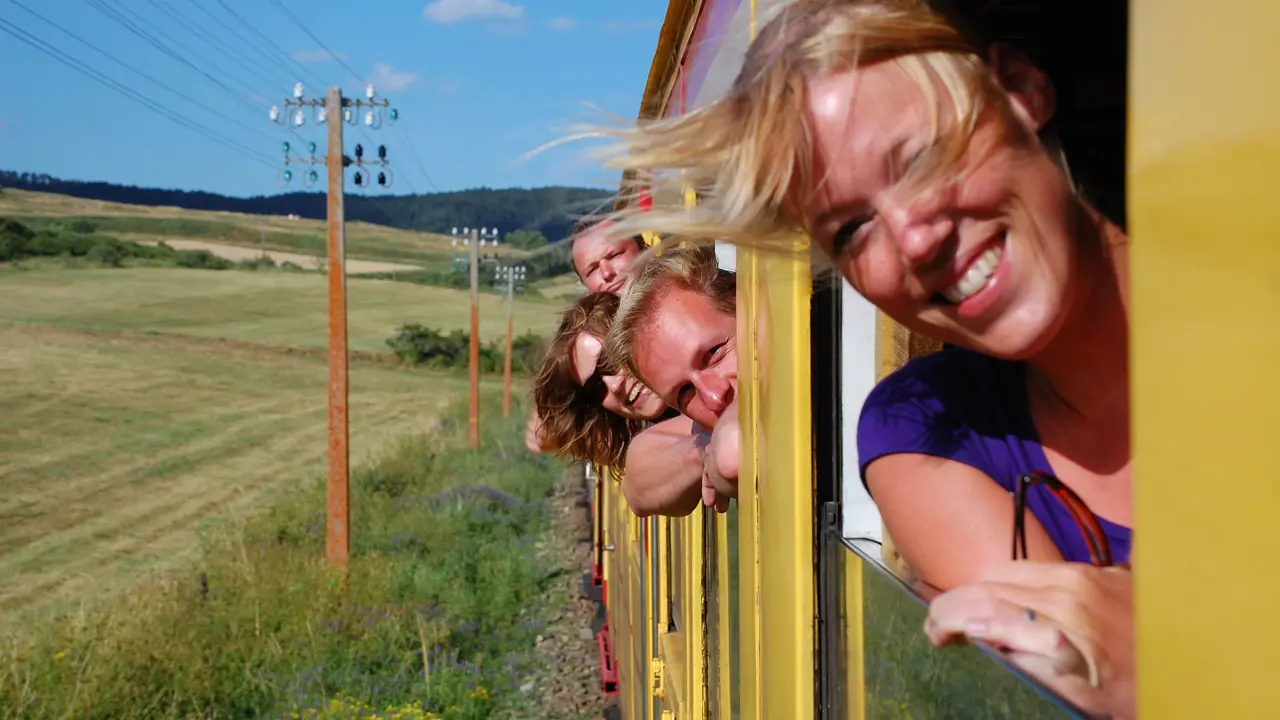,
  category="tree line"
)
[0,170,615,243]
